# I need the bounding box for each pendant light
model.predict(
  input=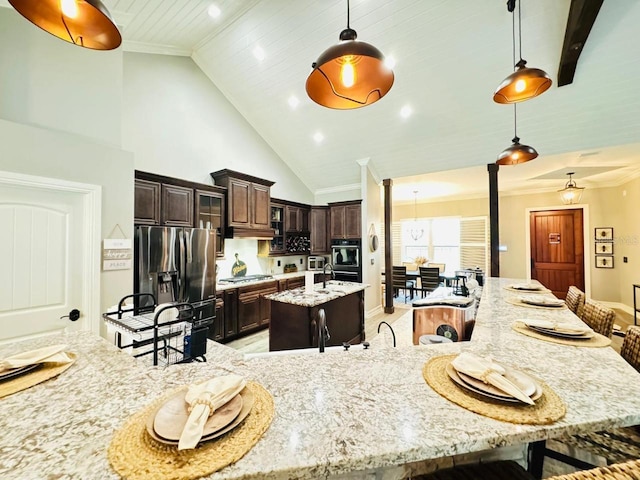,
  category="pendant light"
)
[9,0,122,50]
[496,103,538,165]
[493,0,551,104]
[558,172,585,204]
[305,0,394,109]
[409,191,424,241]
